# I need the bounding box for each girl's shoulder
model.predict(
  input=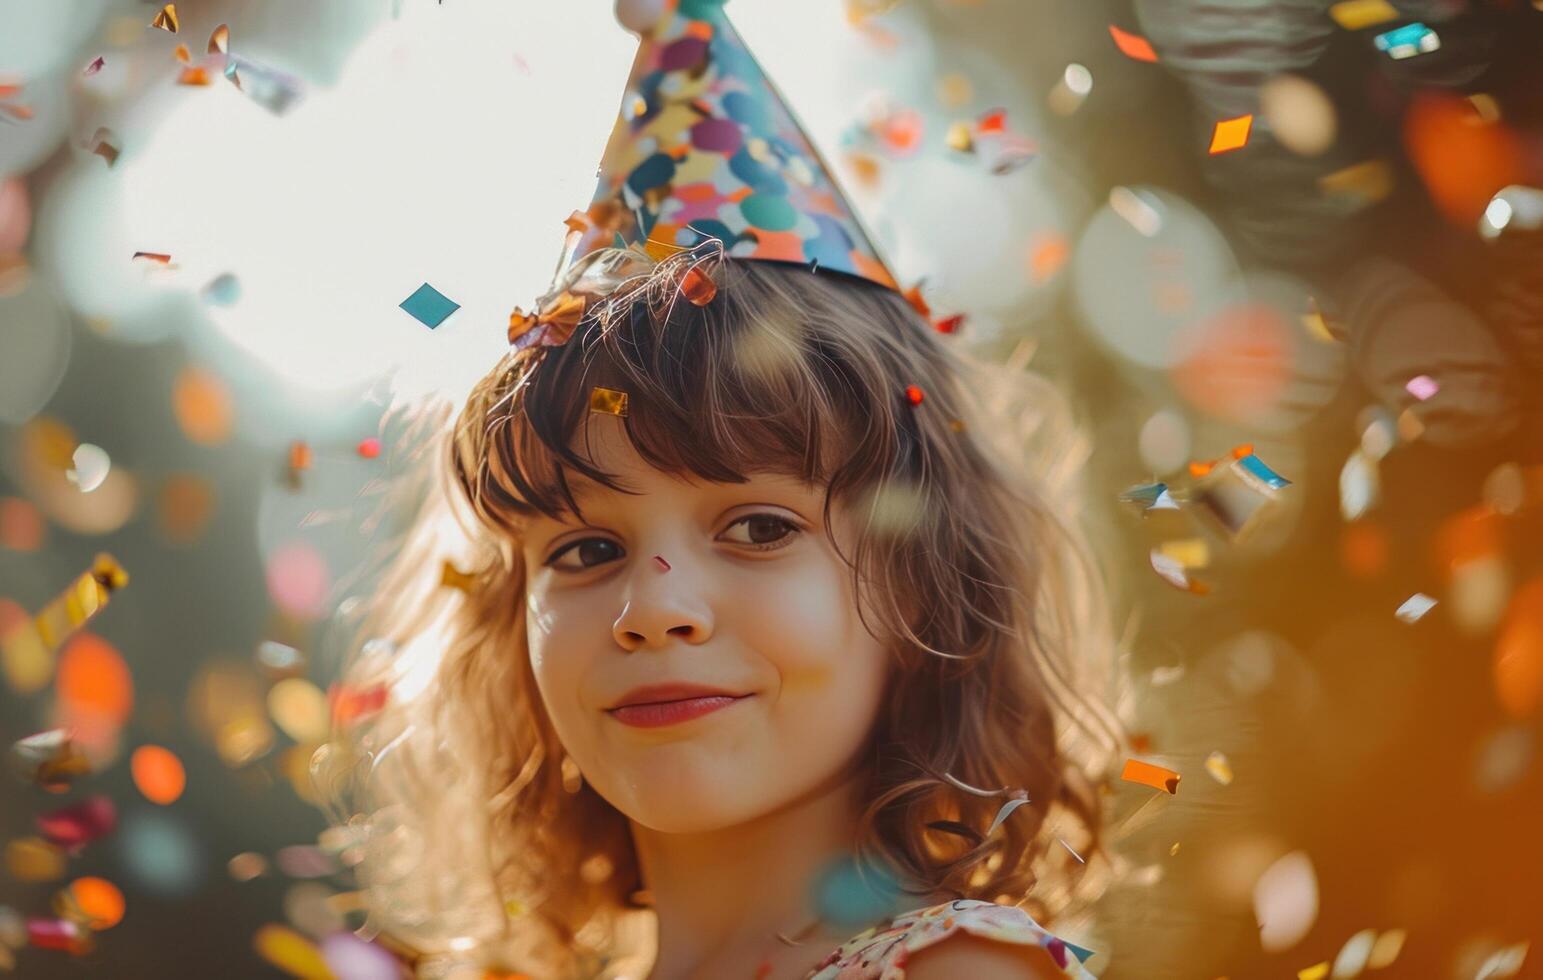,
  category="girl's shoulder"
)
[805,899,1097,980]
